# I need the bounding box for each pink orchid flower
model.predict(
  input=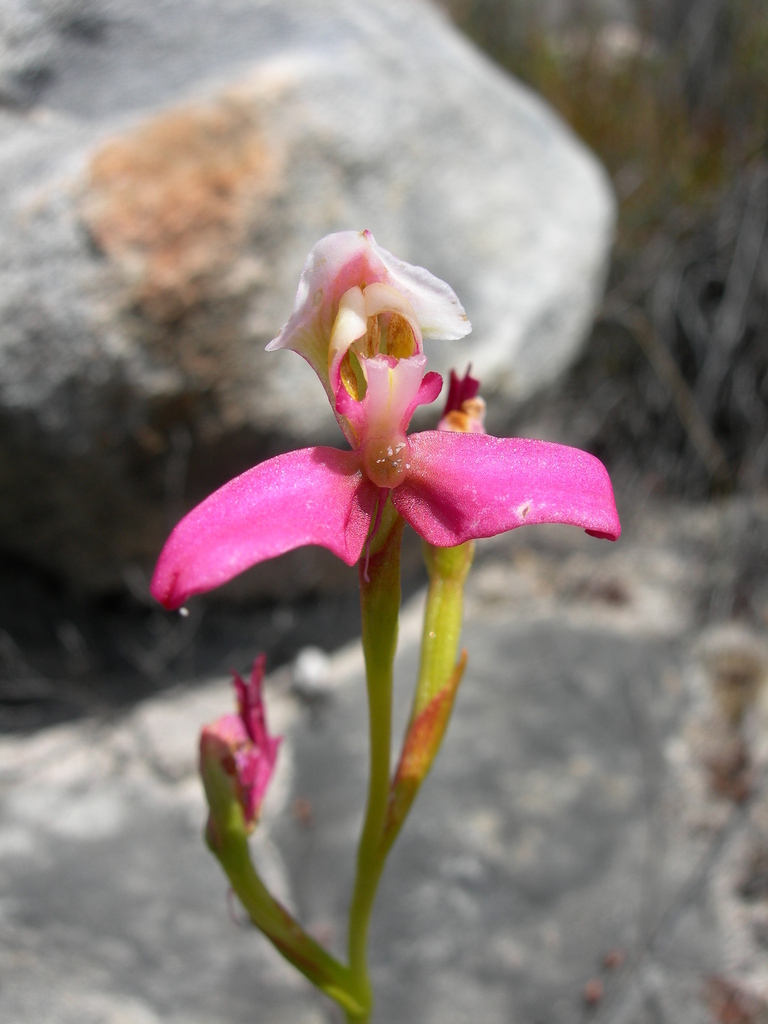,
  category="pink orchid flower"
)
[151,231,620,610]
[199,654,281,831]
